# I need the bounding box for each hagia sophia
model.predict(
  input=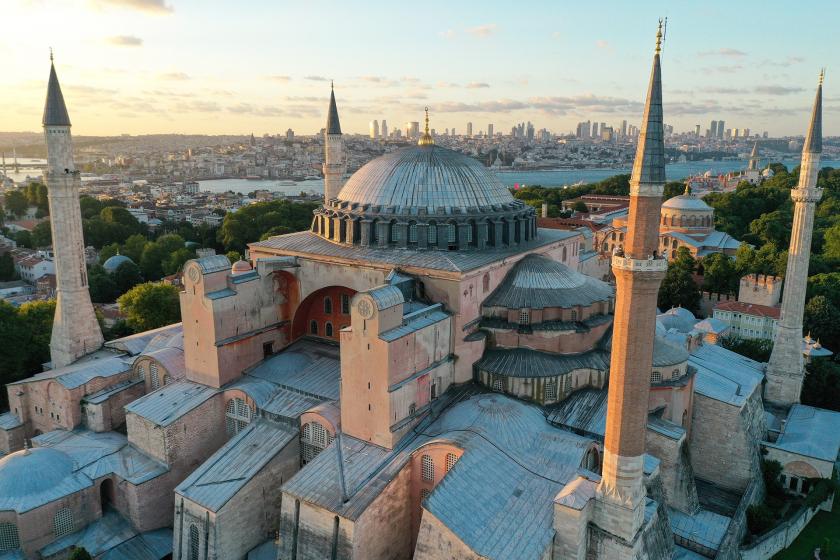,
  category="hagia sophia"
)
[0,23,838,560]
